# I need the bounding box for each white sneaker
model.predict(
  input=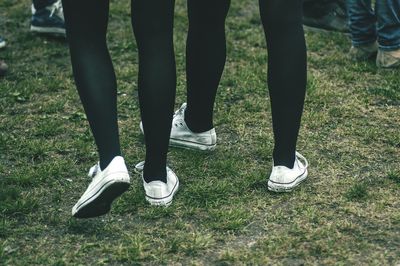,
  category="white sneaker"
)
[135,161,179,206]
[139,103,217,151]
[267,152,309,192]
[72,156,131,218]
